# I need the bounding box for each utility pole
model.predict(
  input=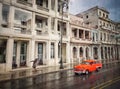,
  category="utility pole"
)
[59,0,68,69]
